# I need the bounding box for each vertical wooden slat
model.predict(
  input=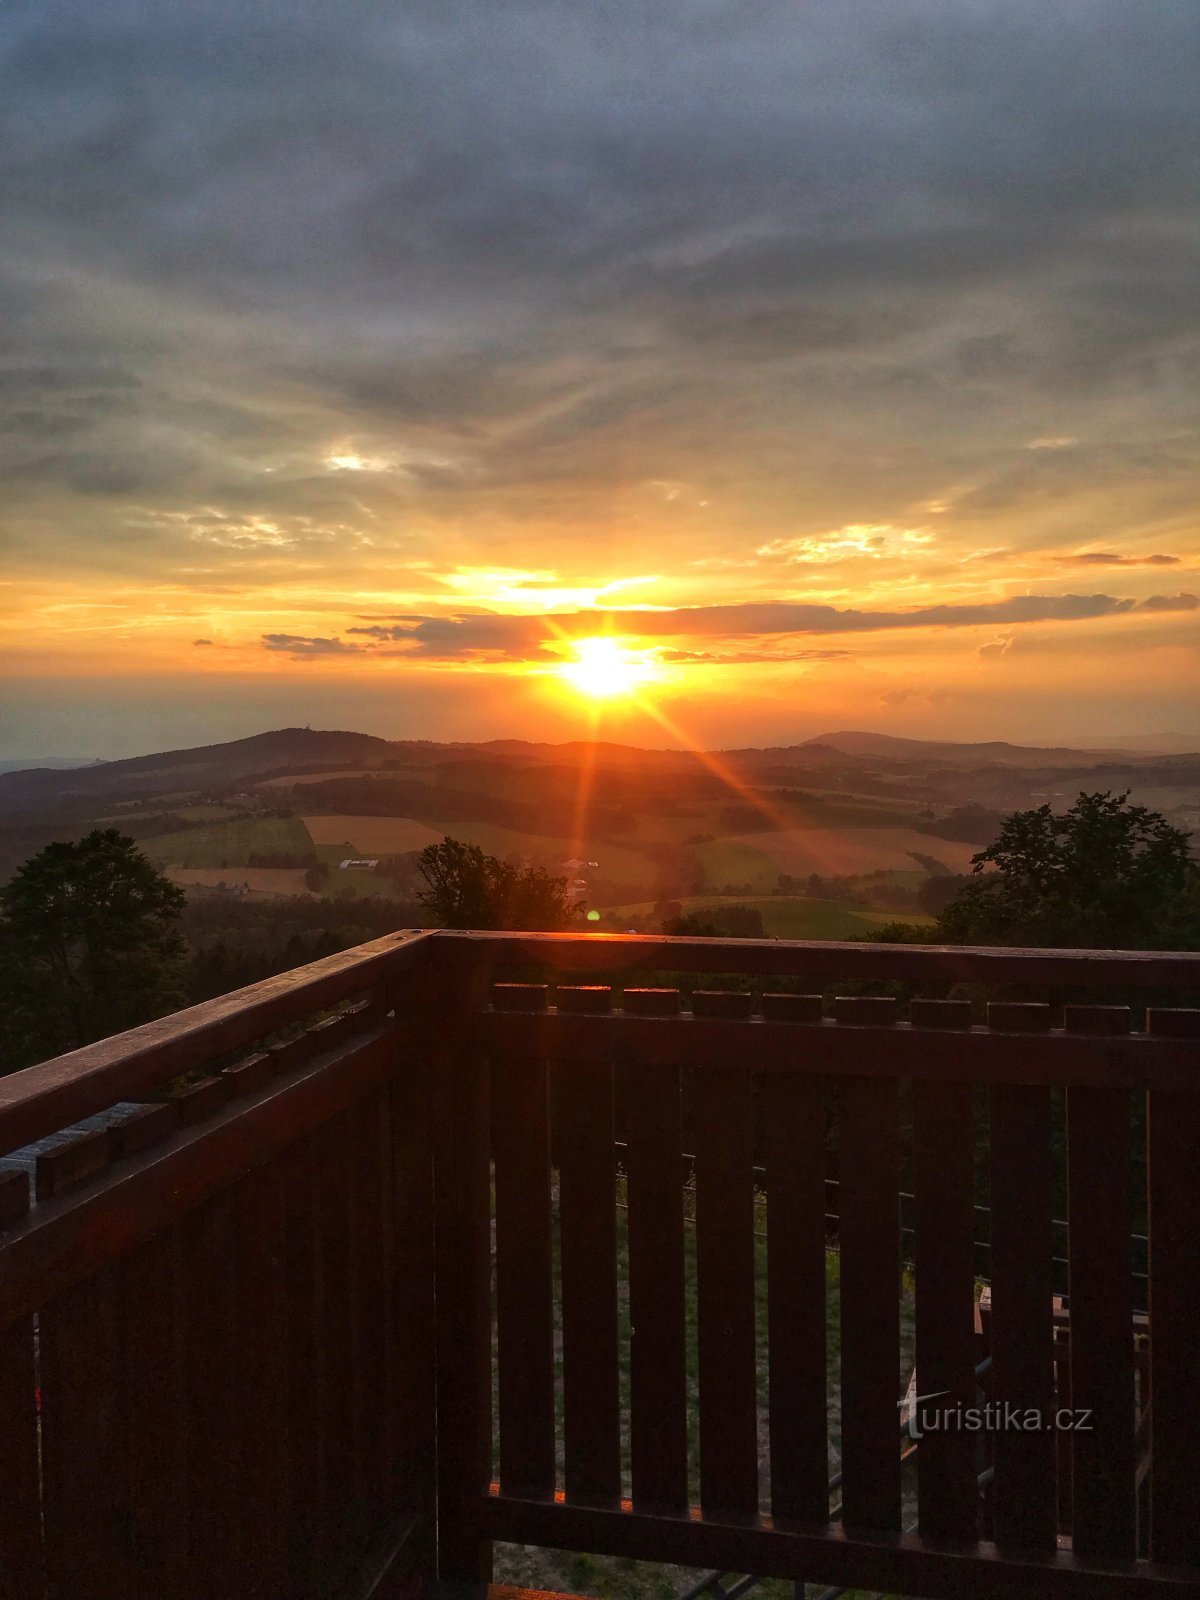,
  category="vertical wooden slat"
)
[619,1020,688,1511]
[0,1315,44,1599]
[1147,1038,1200,1568]
[989,1082,1057,1552]
[1067,1084,1135,1561]
[390,1059,436,1515]
[693,1062,758,1520]
[280,1132,323,1595]
[913,1077,978,1541]
[555,1029,621,1505]
[764,1068,828,1526]
[493,1036,556,1498]
[181,1189,240,1598]
[433,956,494,1582]
[121,1228,190,1599]
[230,1158,289,1595]
[838,1074,901,1533]
[40,1261,130,1600]
[315,1109,356,1579]
[348,1090,390,1544]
